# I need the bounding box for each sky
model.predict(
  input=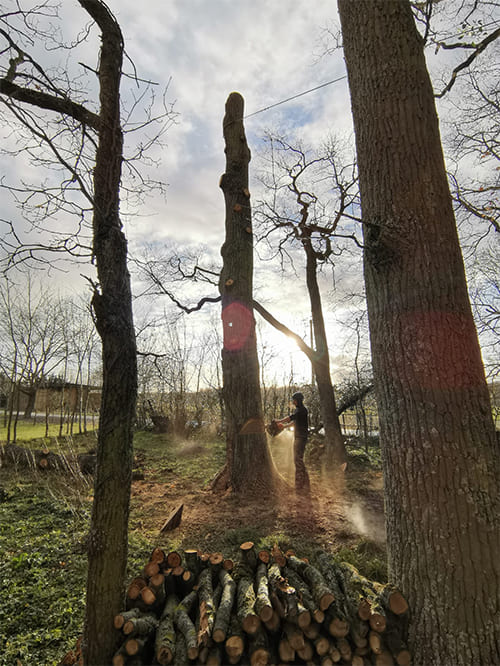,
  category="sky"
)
[1,1,498,385]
